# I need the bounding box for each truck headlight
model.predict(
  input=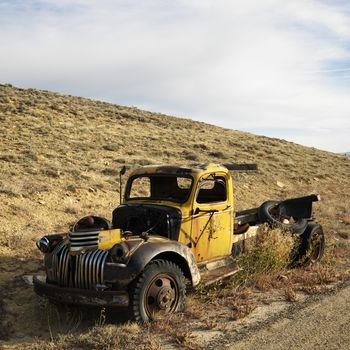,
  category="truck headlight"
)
[36,236,50,253]
[110,242,129,263]
[36,234,64,253]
